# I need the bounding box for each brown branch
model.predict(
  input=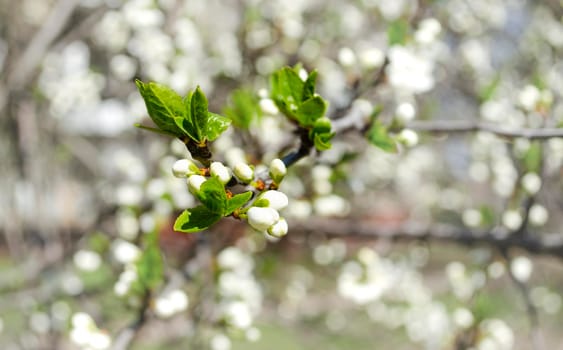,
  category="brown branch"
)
[406,120,563,140]
[111,290,151,350]
[501,250,545,350]
[289,218,563,259]
[8,0,79,89]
